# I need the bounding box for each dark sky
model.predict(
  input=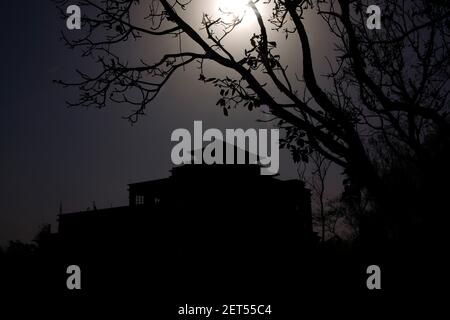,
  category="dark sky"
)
[0,1,342,245]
